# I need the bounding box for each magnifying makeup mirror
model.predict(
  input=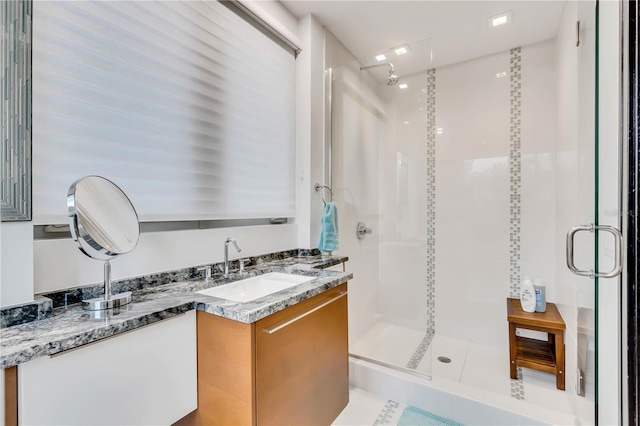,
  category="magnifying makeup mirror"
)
[67,176,140,311]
